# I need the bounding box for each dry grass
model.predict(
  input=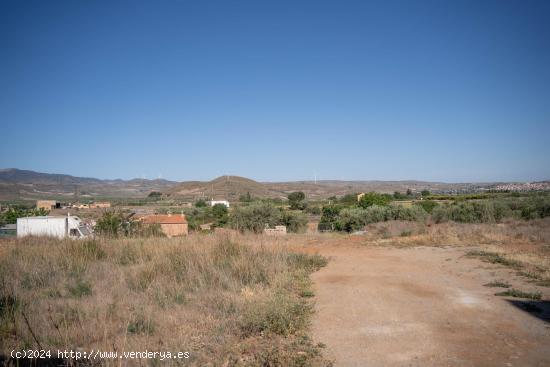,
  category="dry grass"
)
[358,218,550,284]
[494,288,542,300]
[0,233,330,366]
[2,219,548,365]
[275,219,550,286]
